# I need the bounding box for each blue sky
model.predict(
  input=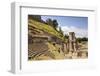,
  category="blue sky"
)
[41,15,88,38]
